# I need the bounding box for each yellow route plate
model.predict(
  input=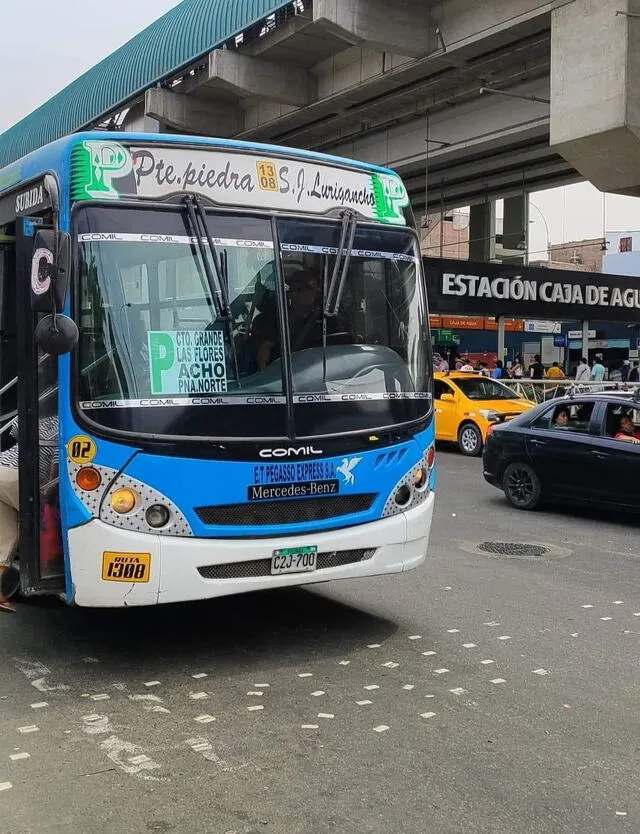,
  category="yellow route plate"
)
[102,552,151,583]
